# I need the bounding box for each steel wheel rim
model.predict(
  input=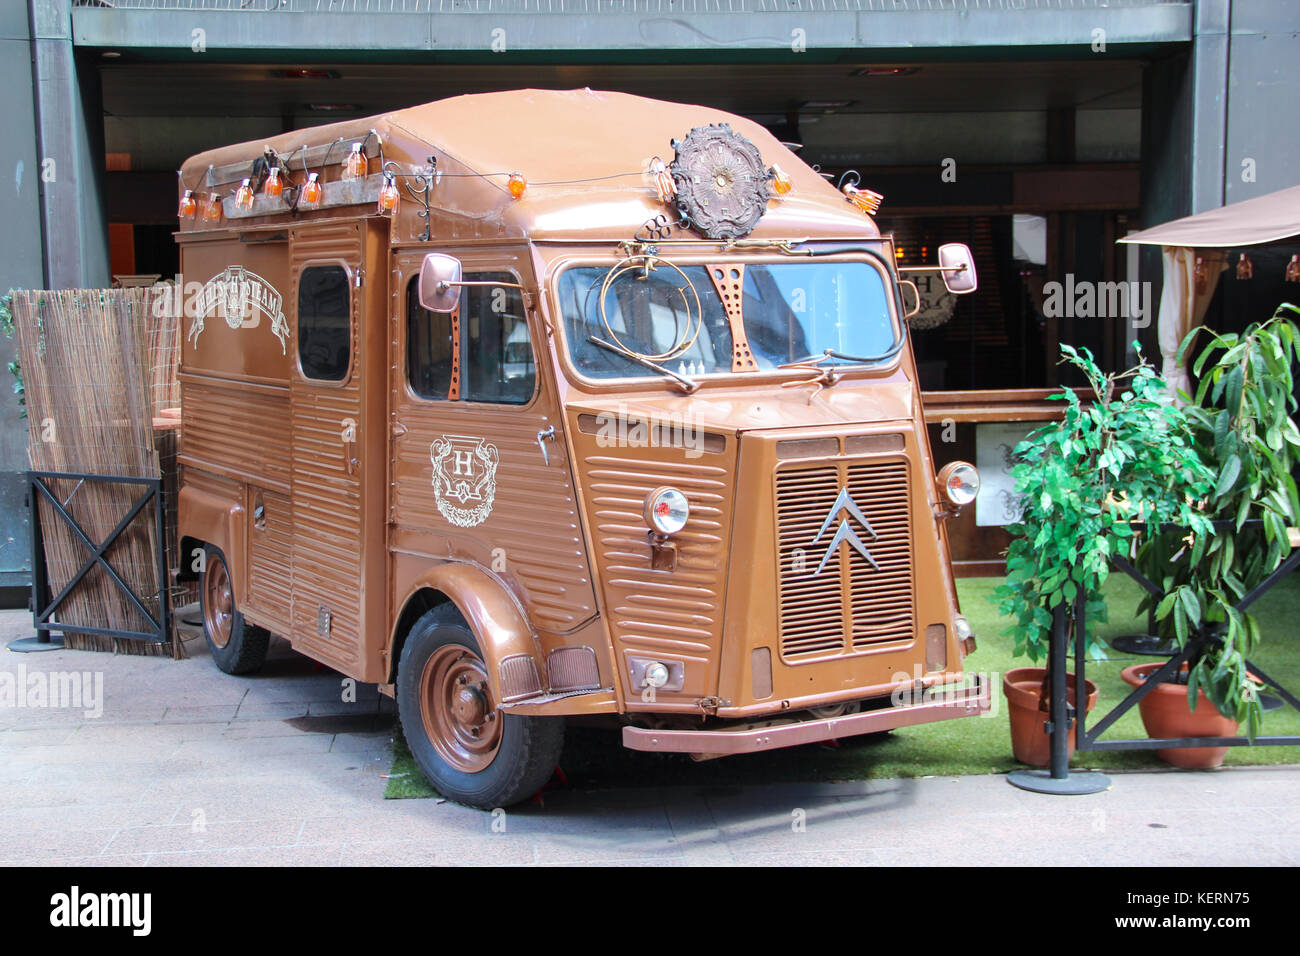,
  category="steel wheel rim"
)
[420,644,502,773]
[204,555,234,650]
